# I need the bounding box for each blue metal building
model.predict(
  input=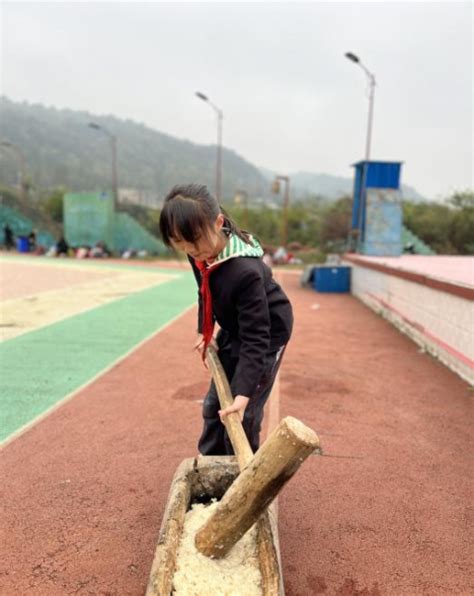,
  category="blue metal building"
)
[351,160,403,256]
